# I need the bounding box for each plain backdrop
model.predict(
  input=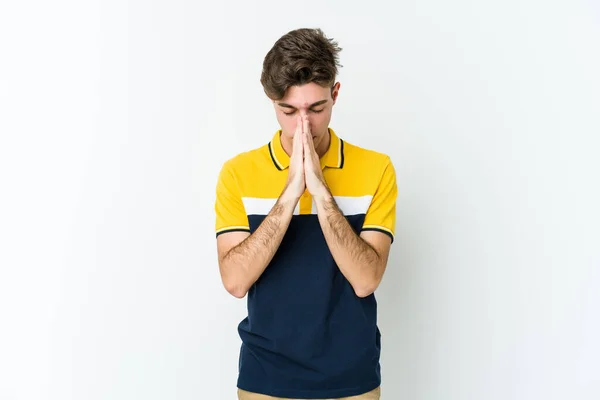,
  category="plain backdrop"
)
[0,1,599,399]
